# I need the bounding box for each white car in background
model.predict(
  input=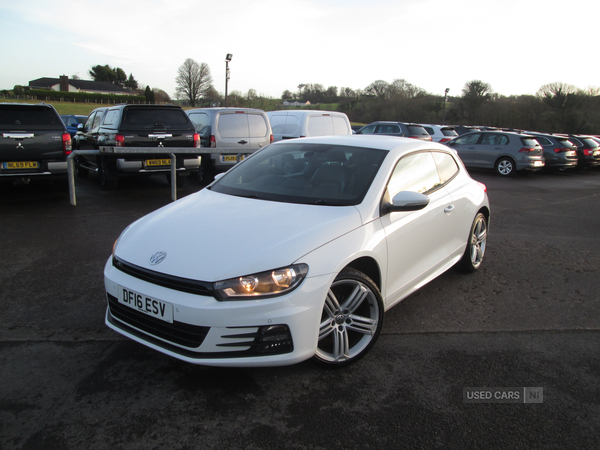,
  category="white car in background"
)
[267,110,352,141]
[105,135,490,367]
[418,124,459,143]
